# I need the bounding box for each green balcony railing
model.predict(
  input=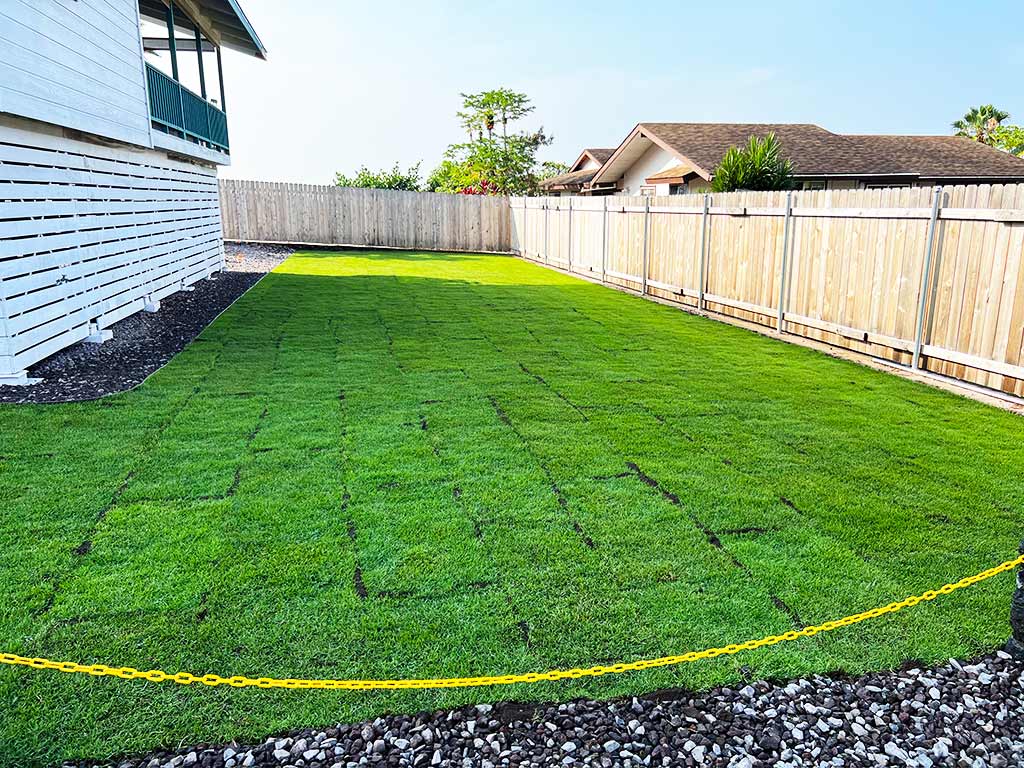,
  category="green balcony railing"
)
[146,63,229,153]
